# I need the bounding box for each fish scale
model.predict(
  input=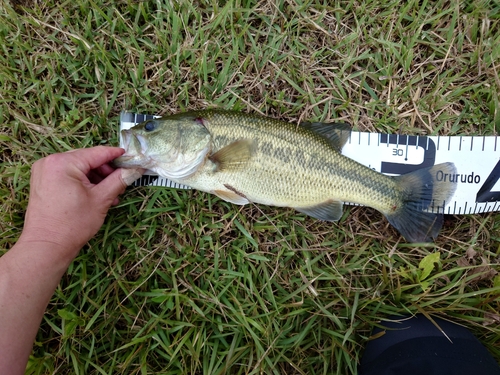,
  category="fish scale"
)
[193,110,398,210]
[114,110,457,242]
